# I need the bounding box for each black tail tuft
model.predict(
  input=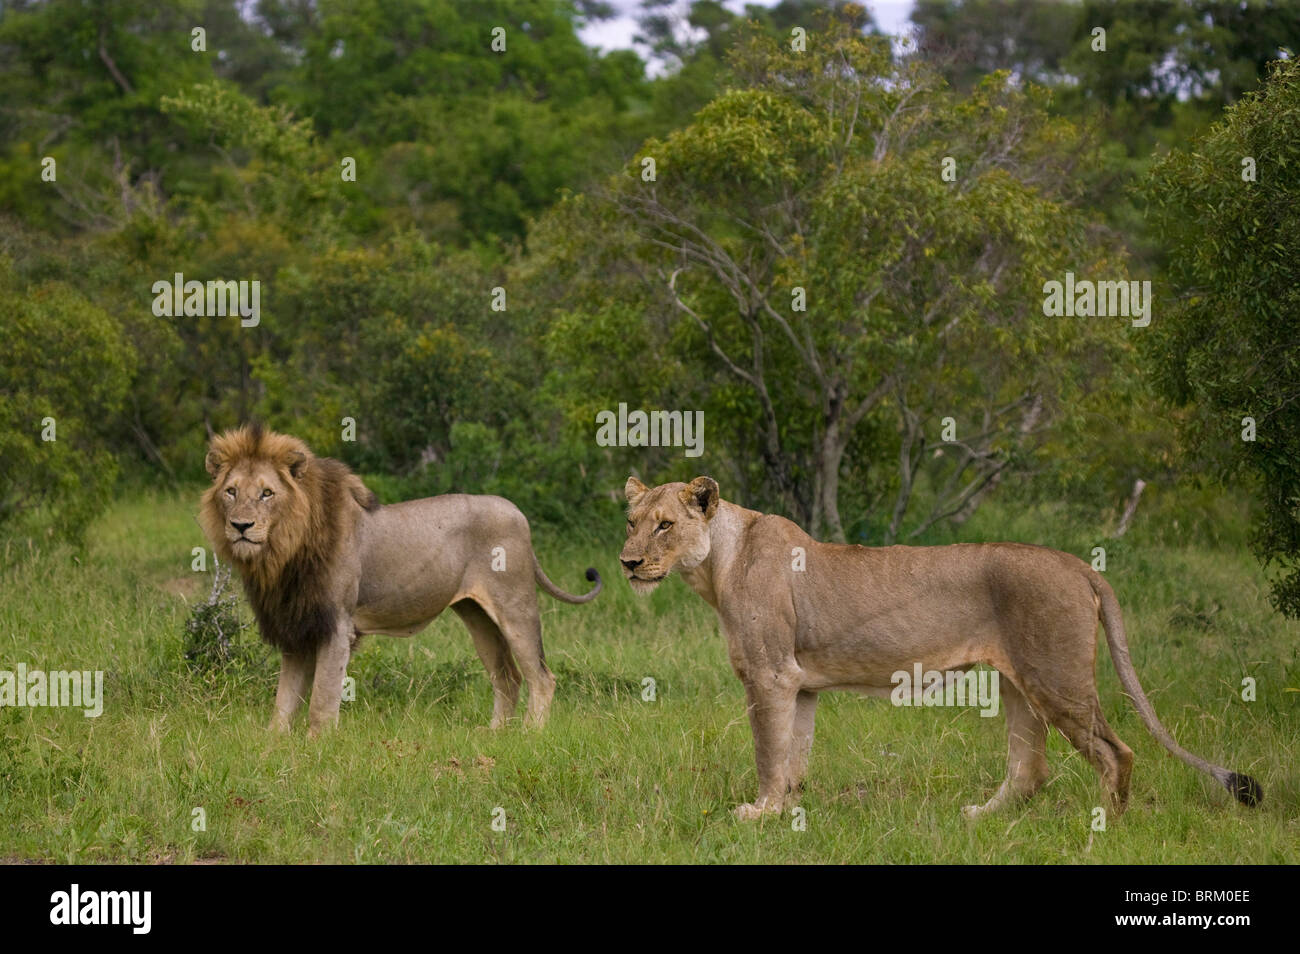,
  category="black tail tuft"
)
[585,567,601,584]
[1225,772,1263,807]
